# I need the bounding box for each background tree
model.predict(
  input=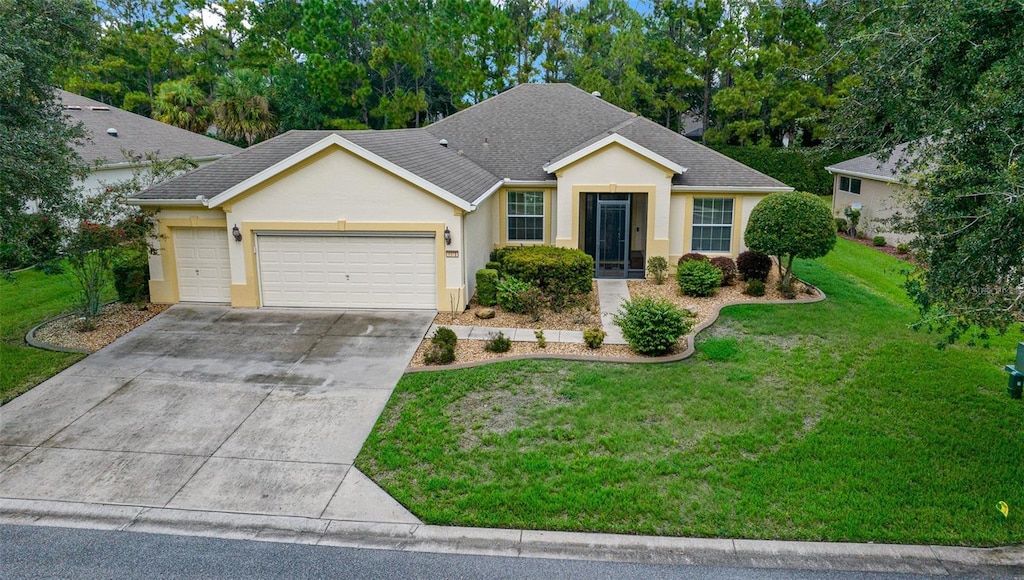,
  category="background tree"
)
[0,0,95,270]
[64,152,197,320]
[213,69,277,146]
[831,0,1024,343]
[153,78,213,133]
[744,191,837,285]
